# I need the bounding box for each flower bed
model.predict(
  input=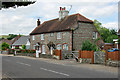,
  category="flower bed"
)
[16,49,36,57]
